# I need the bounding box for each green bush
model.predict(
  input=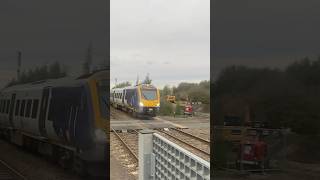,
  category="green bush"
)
[175,102,183,115]
[159,99,174,116]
